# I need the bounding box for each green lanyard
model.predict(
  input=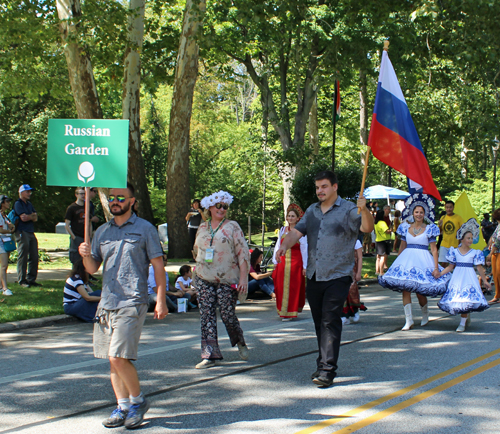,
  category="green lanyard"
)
[208,218,226,247]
